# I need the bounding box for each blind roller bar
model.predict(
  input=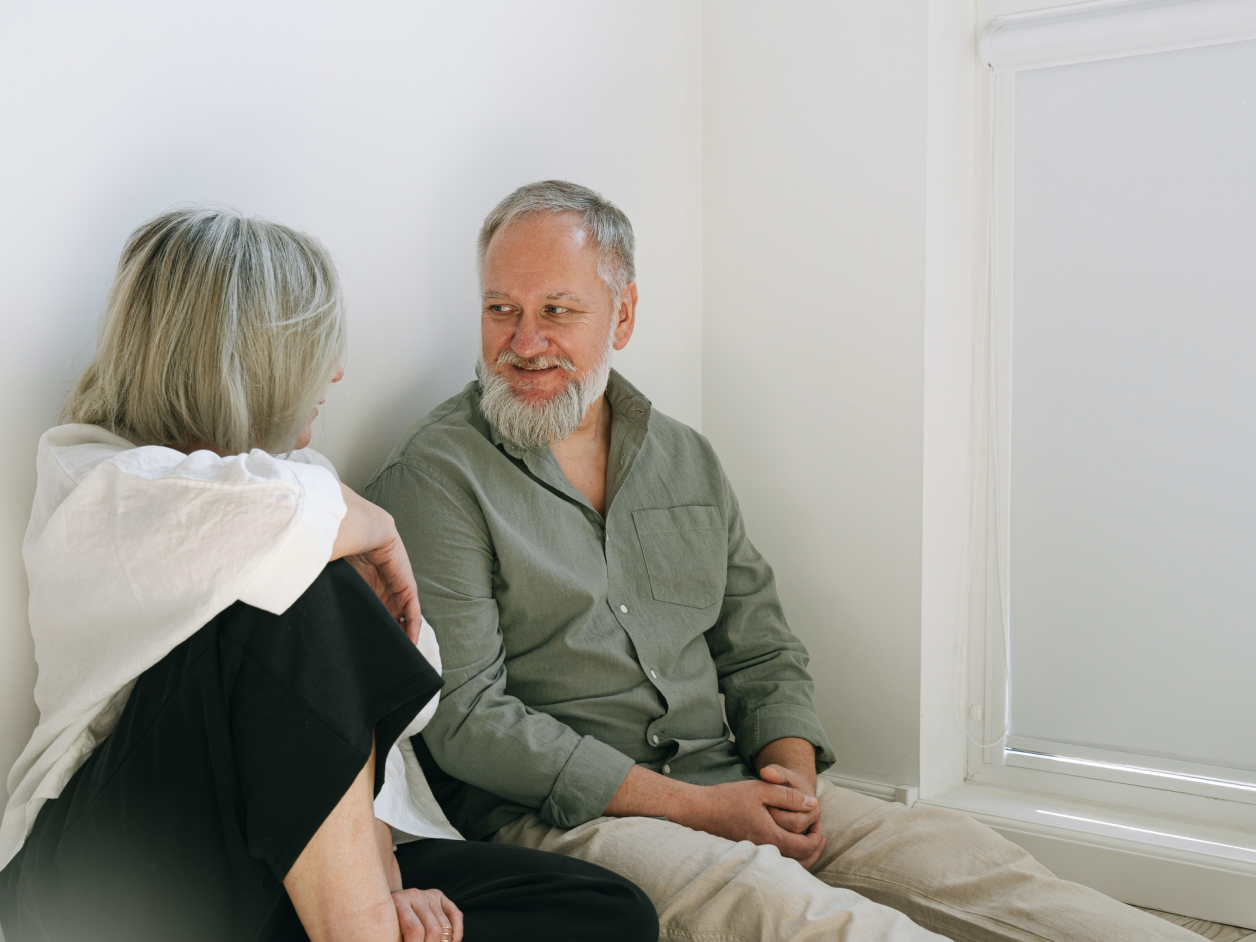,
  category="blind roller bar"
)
[982,0,1256,73]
